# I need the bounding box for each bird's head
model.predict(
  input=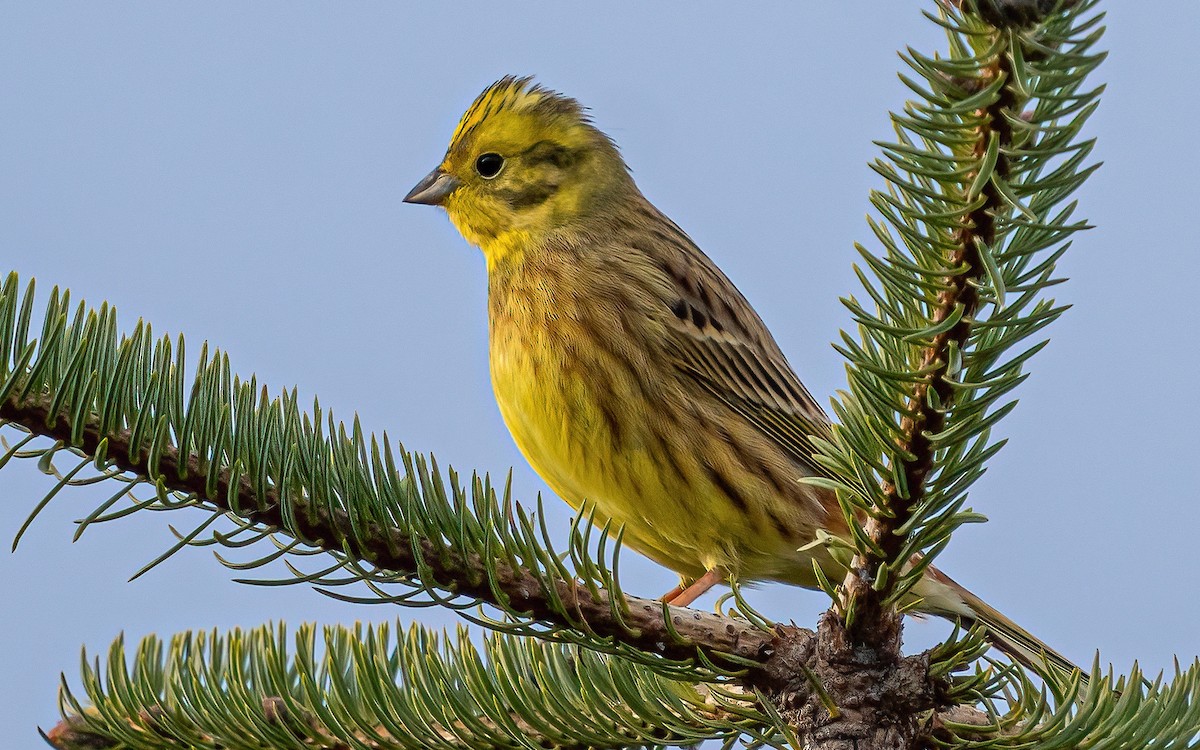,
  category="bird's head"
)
[404,76,632,259]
